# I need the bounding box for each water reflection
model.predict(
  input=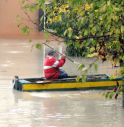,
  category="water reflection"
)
[11,90,124,127]
[0,79,124,127]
